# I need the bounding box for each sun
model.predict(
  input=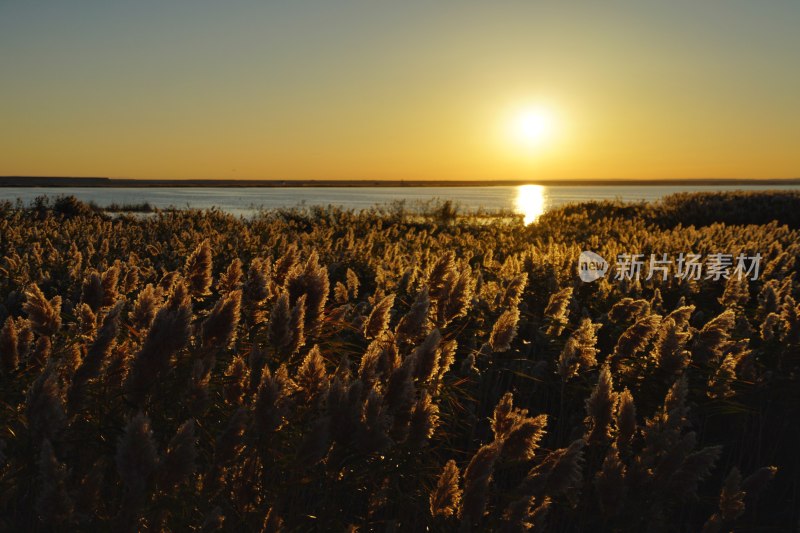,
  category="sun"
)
[511,106,557,146]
